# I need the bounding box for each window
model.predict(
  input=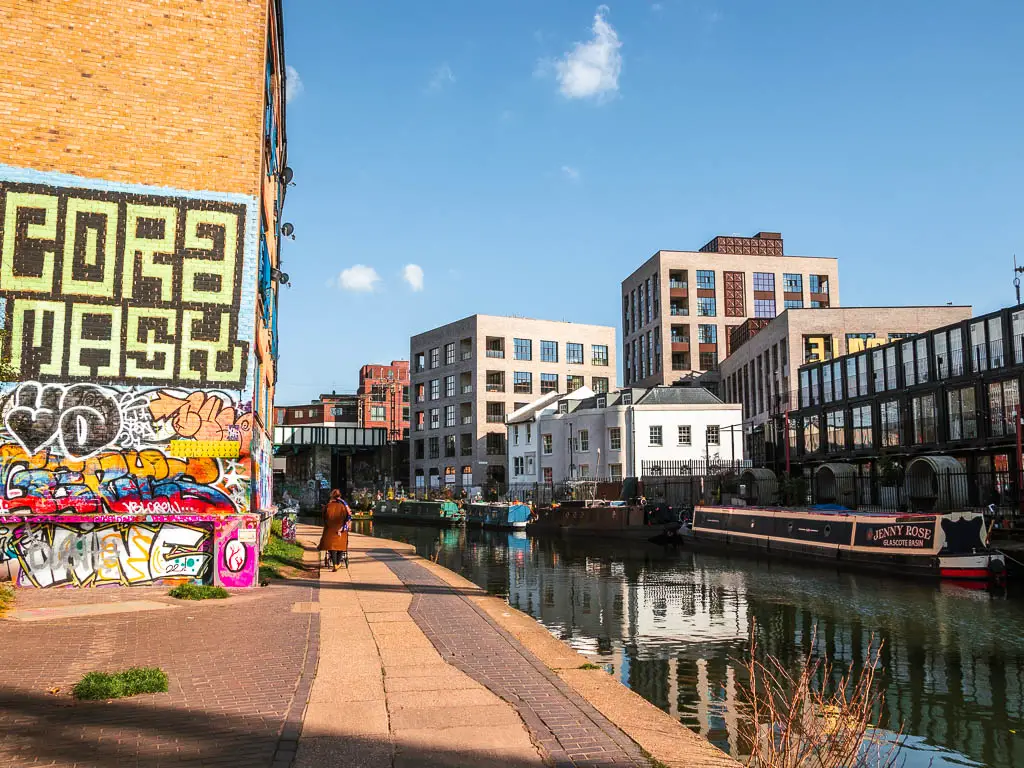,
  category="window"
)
[783,273,802,293]
[430,379,440,400]
[513,338,532,361]
[486,402,505,423]
[543,467,553,483]
[872,349,884,393]
[799,369,811,408]
[444,434,456,457]
[912,394,937,444]
[445,375,455,398]
[541,373,558,394]
[803,415,820,453]
[670,300,688,316]
[989,379,1020,437]
[948,387,978,440]
[592,345,609,366]
[415,383,425,403]
[649,426,663,446]
[579,464,590,479]
[485,337,505,358]
[609,464,623,480]
[754,299,776,318]
[513,456,525,476]
[989,317,1005,368]
[414,440,425,460]
[428,437,440,459]
[460,433,473,456]
[697,297,717,316]
[753,272,775,292]
[486,370,505,392]
[526,423,532,443]
[852,405,872,450]
[697,324,717,344]
[584,376,606,394]
[857,354,868,397]
[699,352,718,371]
[884,346,897,390]
[579,430,589,451]
[415,352,426,373]
[832,361,843,401]
[707,425,720,445]
[696,270,715,290]
[566,343,584,364]
[429,408,440,429]
[609,427,621,450]
[822,364,833,404]
[403,386,410,403]
[934,332,949,379]
[880,400,901,447]
[916,338,929,383]
[845,358,857,399]
[541,340,558,363]
[542,434,553,455]
[513,371,533,394]
[567,375,584,391]
[444,343,455,365]
[784,299,804,309]
[672,352,691,371]
[970,321,986,372]
[514,426,521,447]
[902,342,916,386]
[826,410,846,452]
[430,348,440,368]
[809,275,829,294]
[370,405,385,421]
[444,405,455,427]
[486,433,507,455]
[950,328,964,376]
